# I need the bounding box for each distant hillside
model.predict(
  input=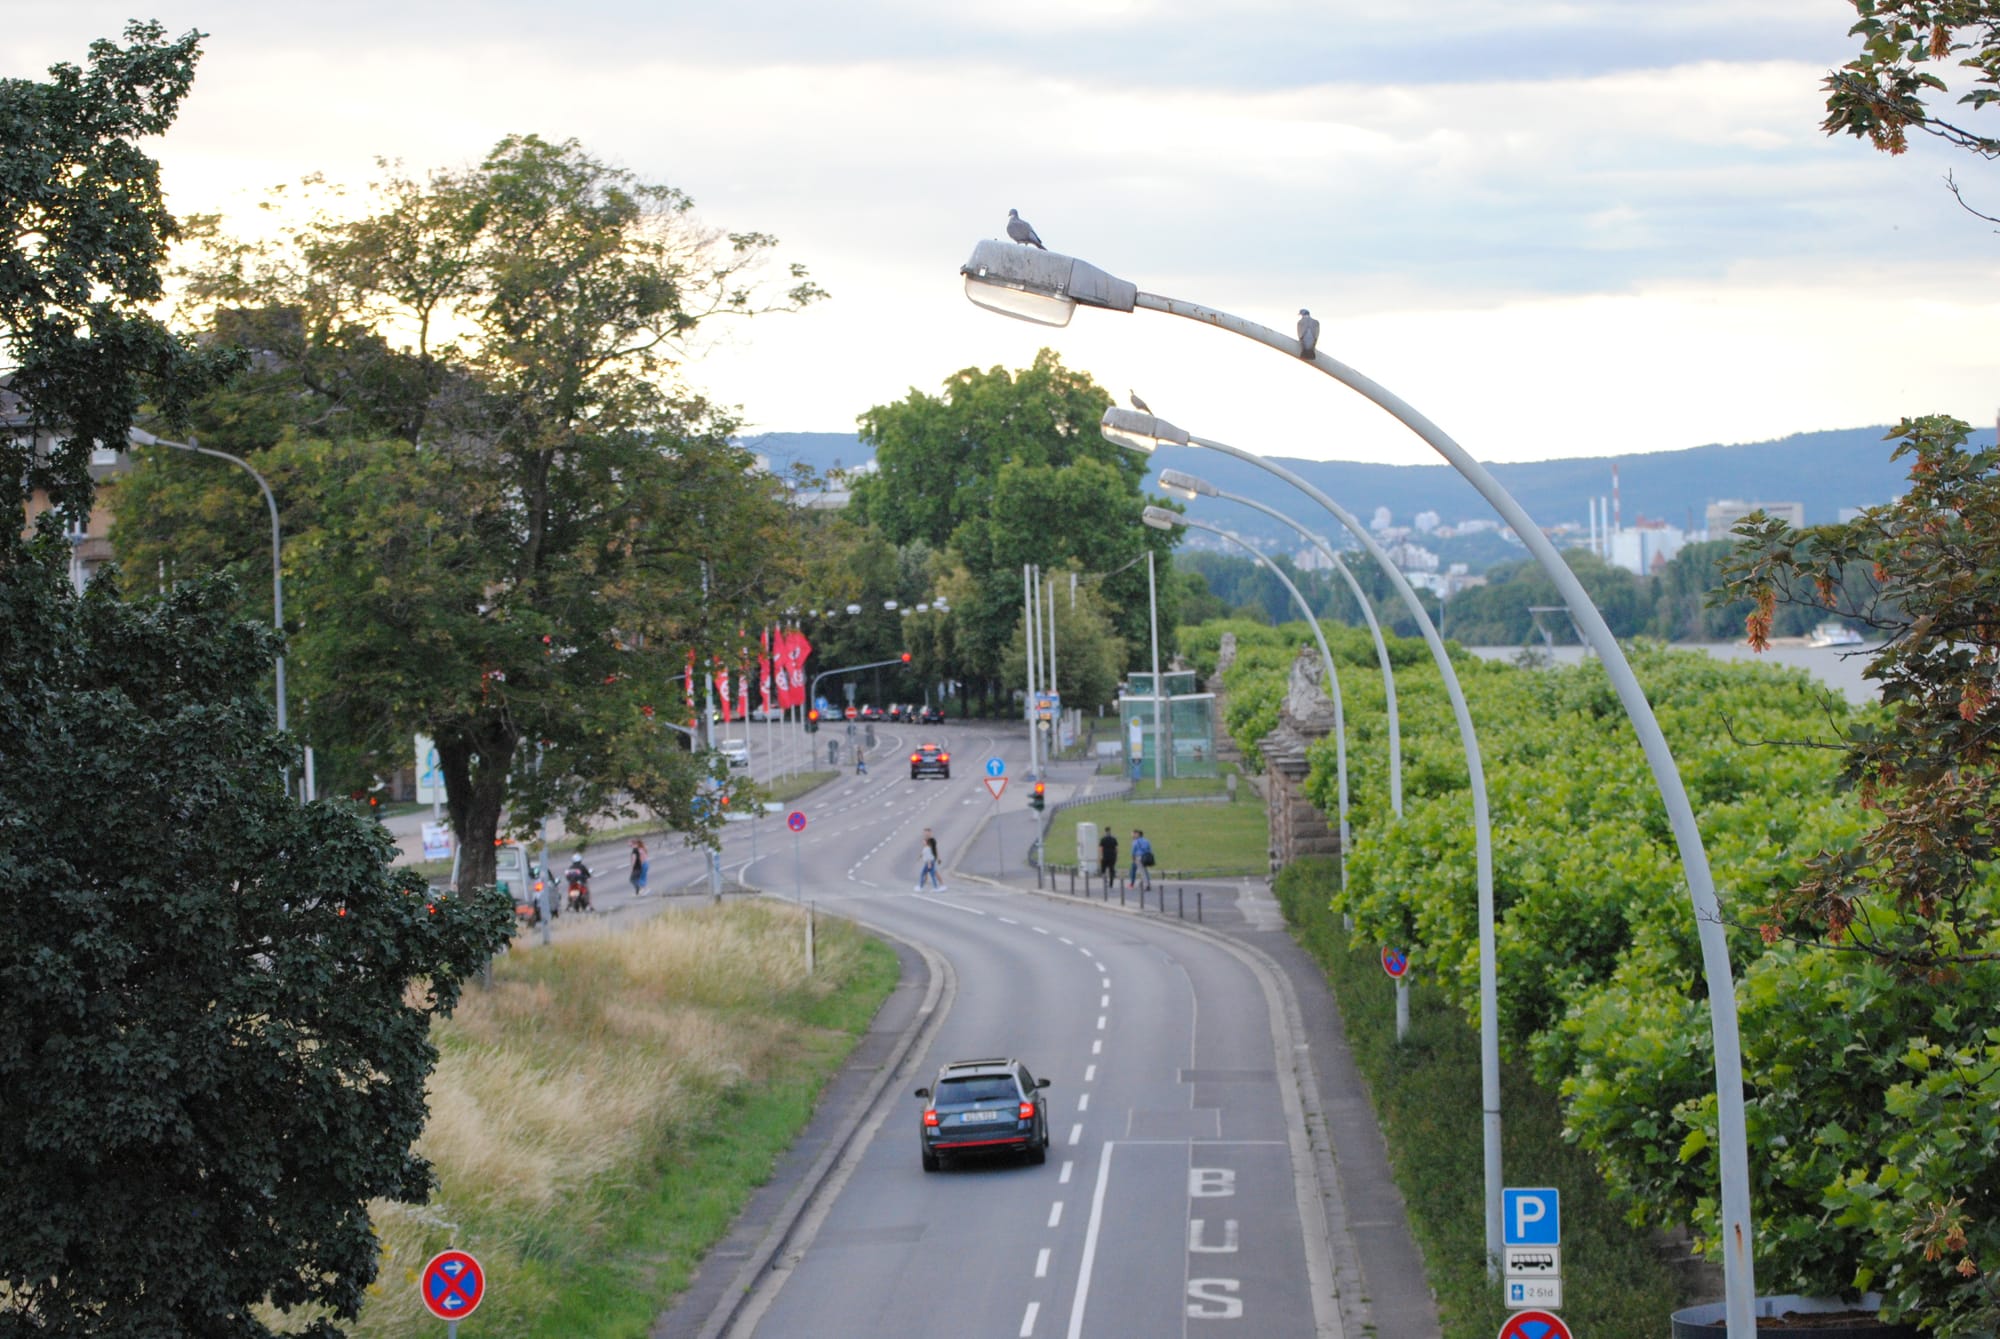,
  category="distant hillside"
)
[741,423,1991,557]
